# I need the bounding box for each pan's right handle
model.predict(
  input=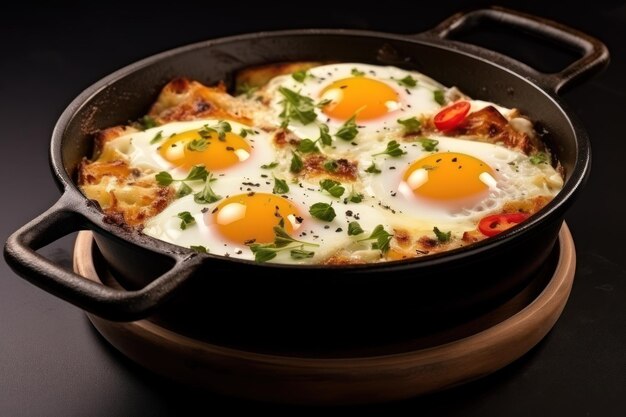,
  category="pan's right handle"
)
[419,7,609,94]
[4,192,205,321]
